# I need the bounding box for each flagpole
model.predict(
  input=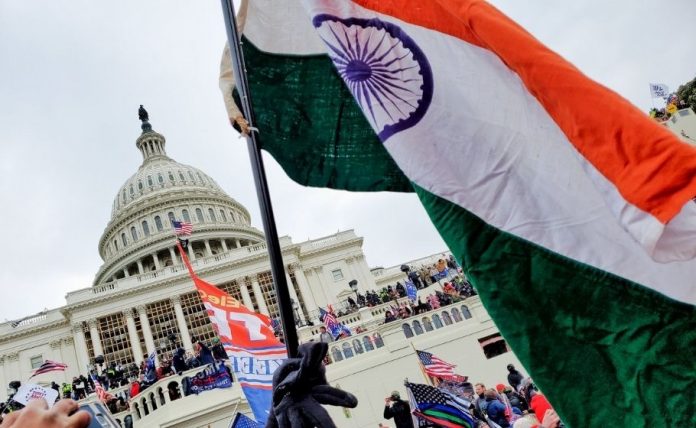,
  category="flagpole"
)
[410,344,433,386]
[220,0,299,358]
